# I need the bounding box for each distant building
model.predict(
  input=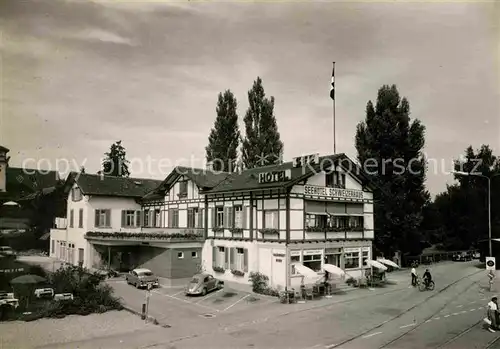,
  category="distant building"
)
[0,146,61,233]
